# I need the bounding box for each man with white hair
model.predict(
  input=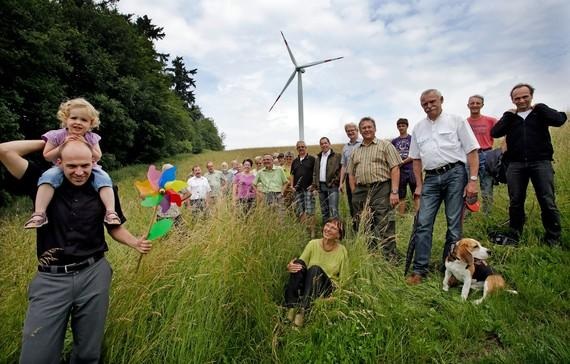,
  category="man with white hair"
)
[407,89,479,285]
